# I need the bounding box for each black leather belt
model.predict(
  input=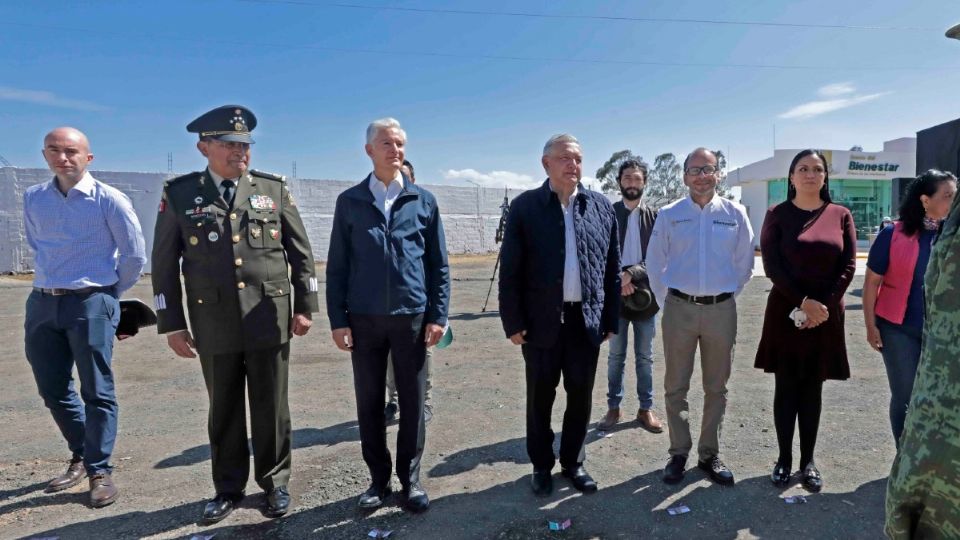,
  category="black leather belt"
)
[34,286,111,296]
[563,301,582,308]
[669,289,732,305]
